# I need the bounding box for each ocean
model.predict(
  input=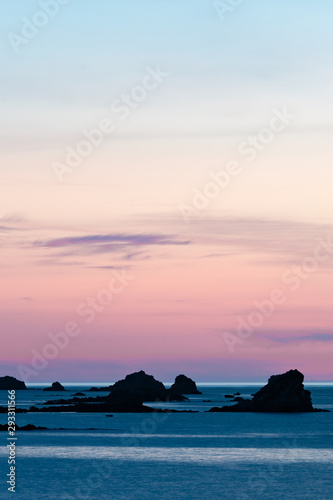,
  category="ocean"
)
[0,384,332,499]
